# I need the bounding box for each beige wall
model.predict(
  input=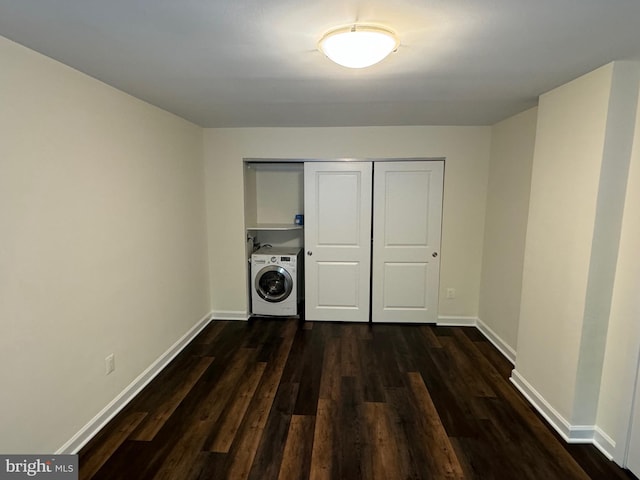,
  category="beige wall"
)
[0,36,210,453]
[479,107,537,356]
[514,61,639,433]
[7,25,638,463]
[203,127,491,319]
[516,64,613,422]
[572,61,639,424]
[597,80,640,463]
